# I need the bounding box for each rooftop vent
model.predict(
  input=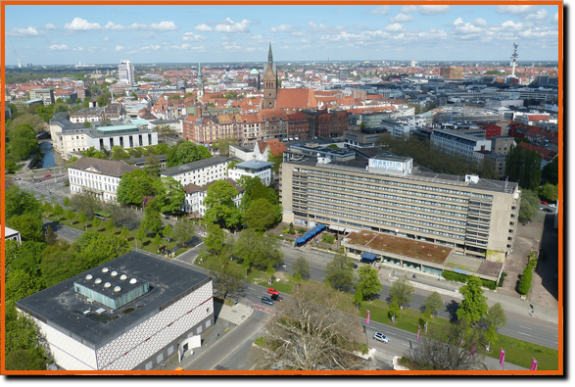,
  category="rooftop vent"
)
[83,308,91,316]
[95,308,106,315]
[85,274,93,280]
[111,271,118,277]
[130,278,138,284]
[104,282,111,288]
[95,278,102,284]
[114,286,122,292]
[120,274,128,280]
[102,267,109,273]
